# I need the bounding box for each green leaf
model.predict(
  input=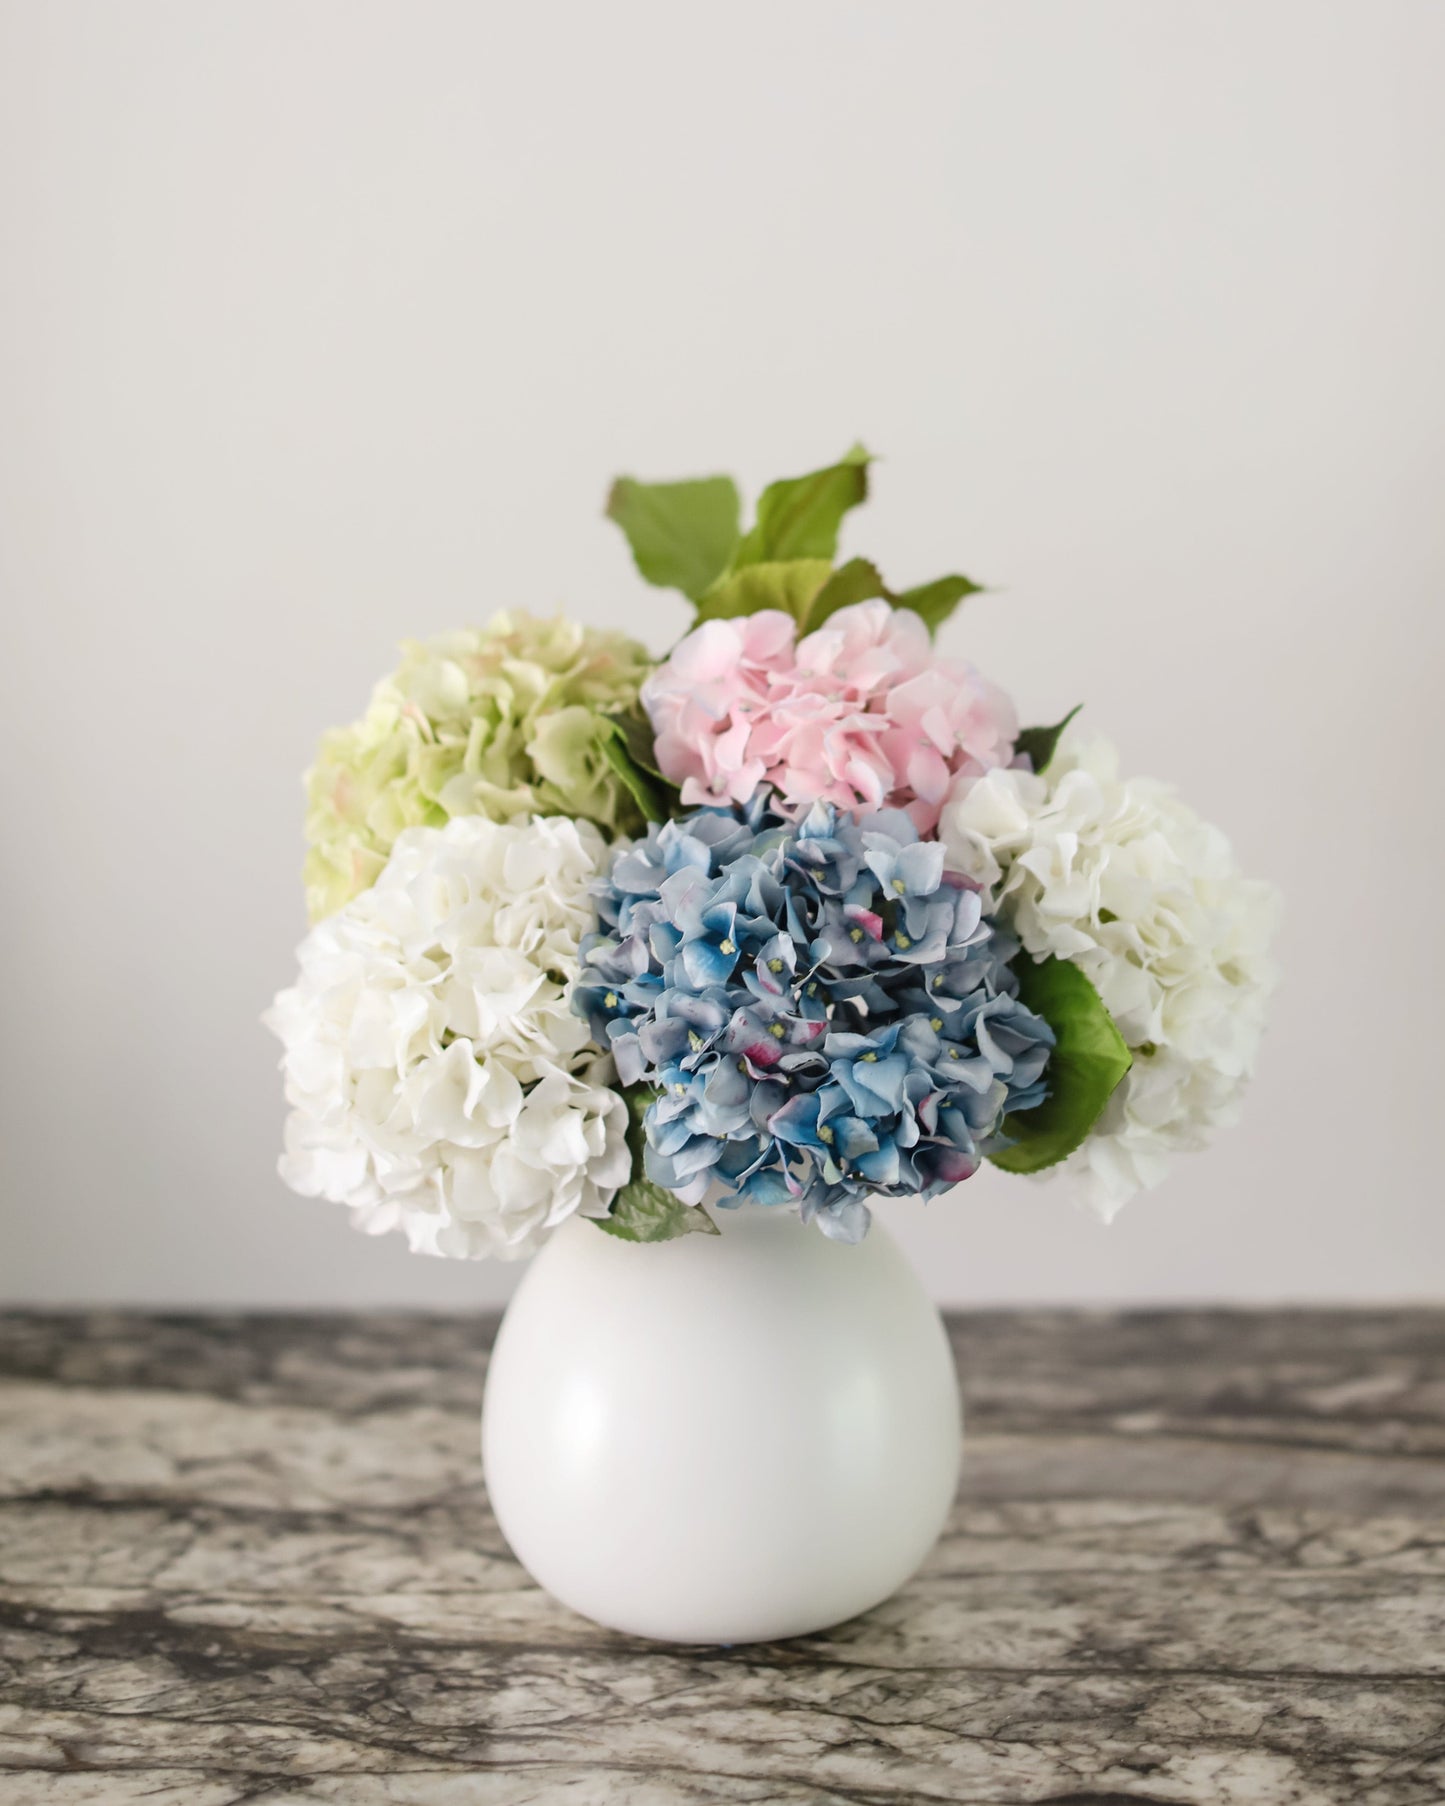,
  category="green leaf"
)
[988,957,1132,1176]
[1014,705,1083,775]
[895,573,982,634]
[693,559,834,628]
[735,444,871,567]
[595,721,671,825]
[594,1086,720,1241]
[594,1176,721,1242]
[606,474,741,600]
[807,557,892,628]
[601,705,673,783]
